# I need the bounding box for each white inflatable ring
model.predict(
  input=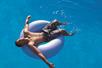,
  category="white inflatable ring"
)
[20,20,64,59]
